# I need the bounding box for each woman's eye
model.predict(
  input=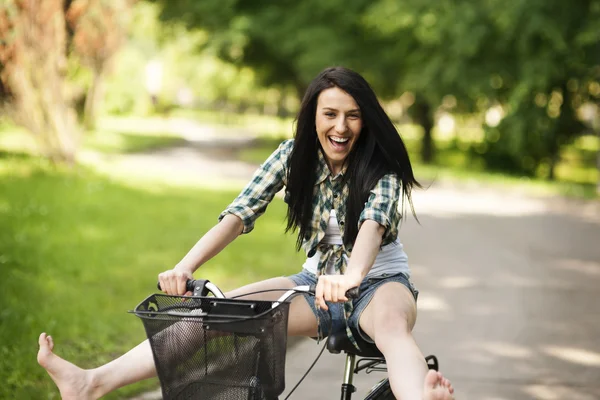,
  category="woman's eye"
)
[348,114,360,120]
[325,112,335,117]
